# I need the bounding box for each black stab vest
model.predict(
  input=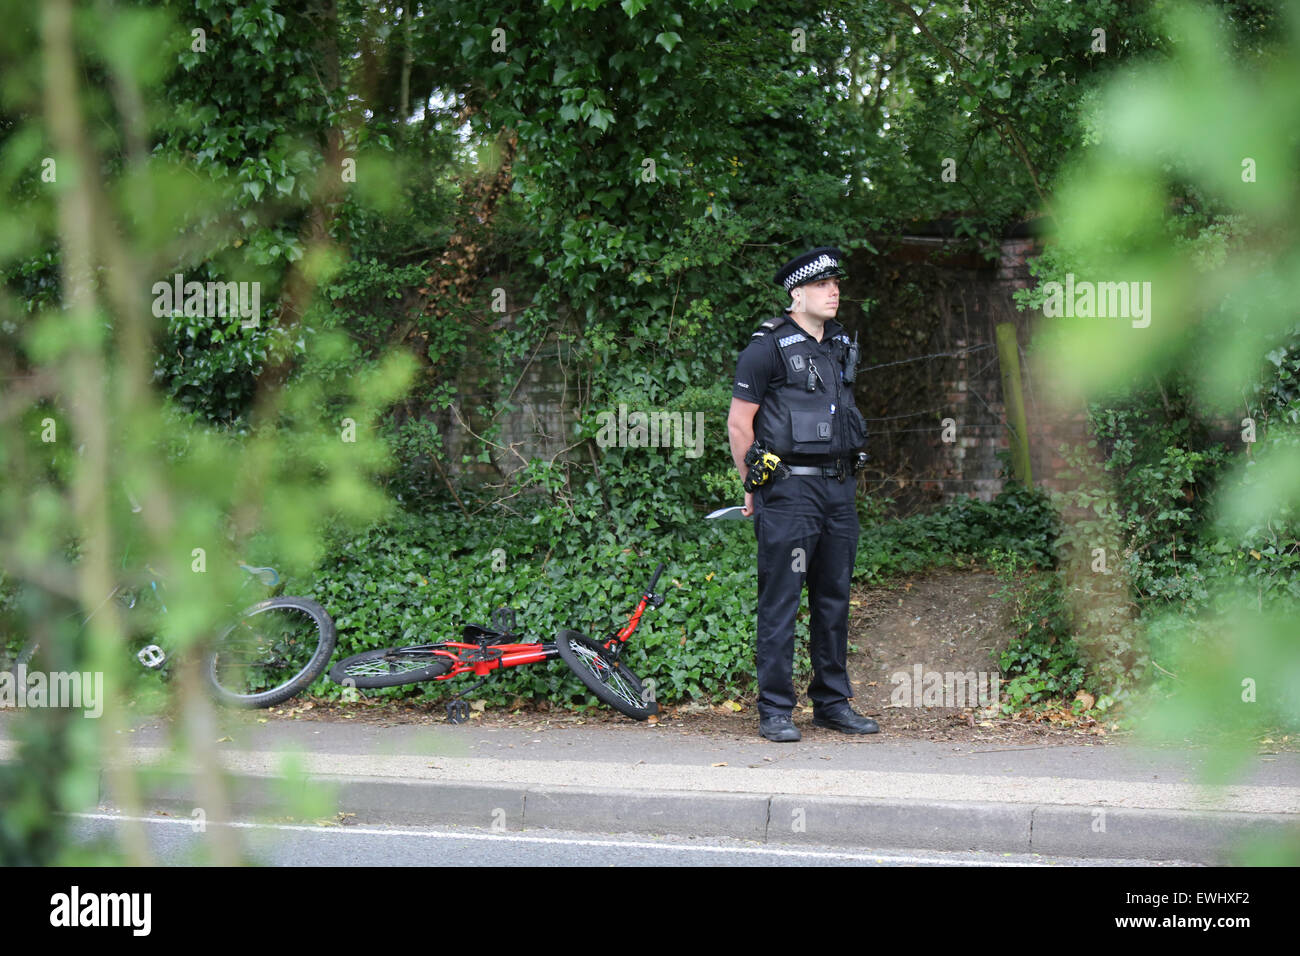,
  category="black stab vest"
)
[750,314,868,462]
